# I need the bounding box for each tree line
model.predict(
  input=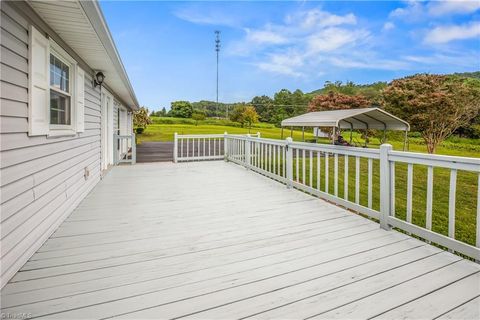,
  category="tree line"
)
[146,72,480,153]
